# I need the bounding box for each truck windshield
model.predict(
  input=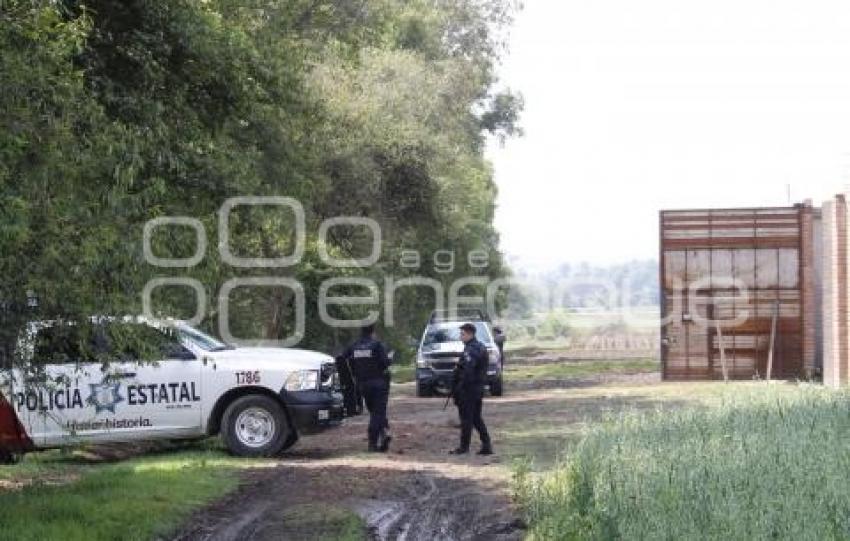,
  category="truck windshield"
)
[178,325,234,351]
[422,322,492,346]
